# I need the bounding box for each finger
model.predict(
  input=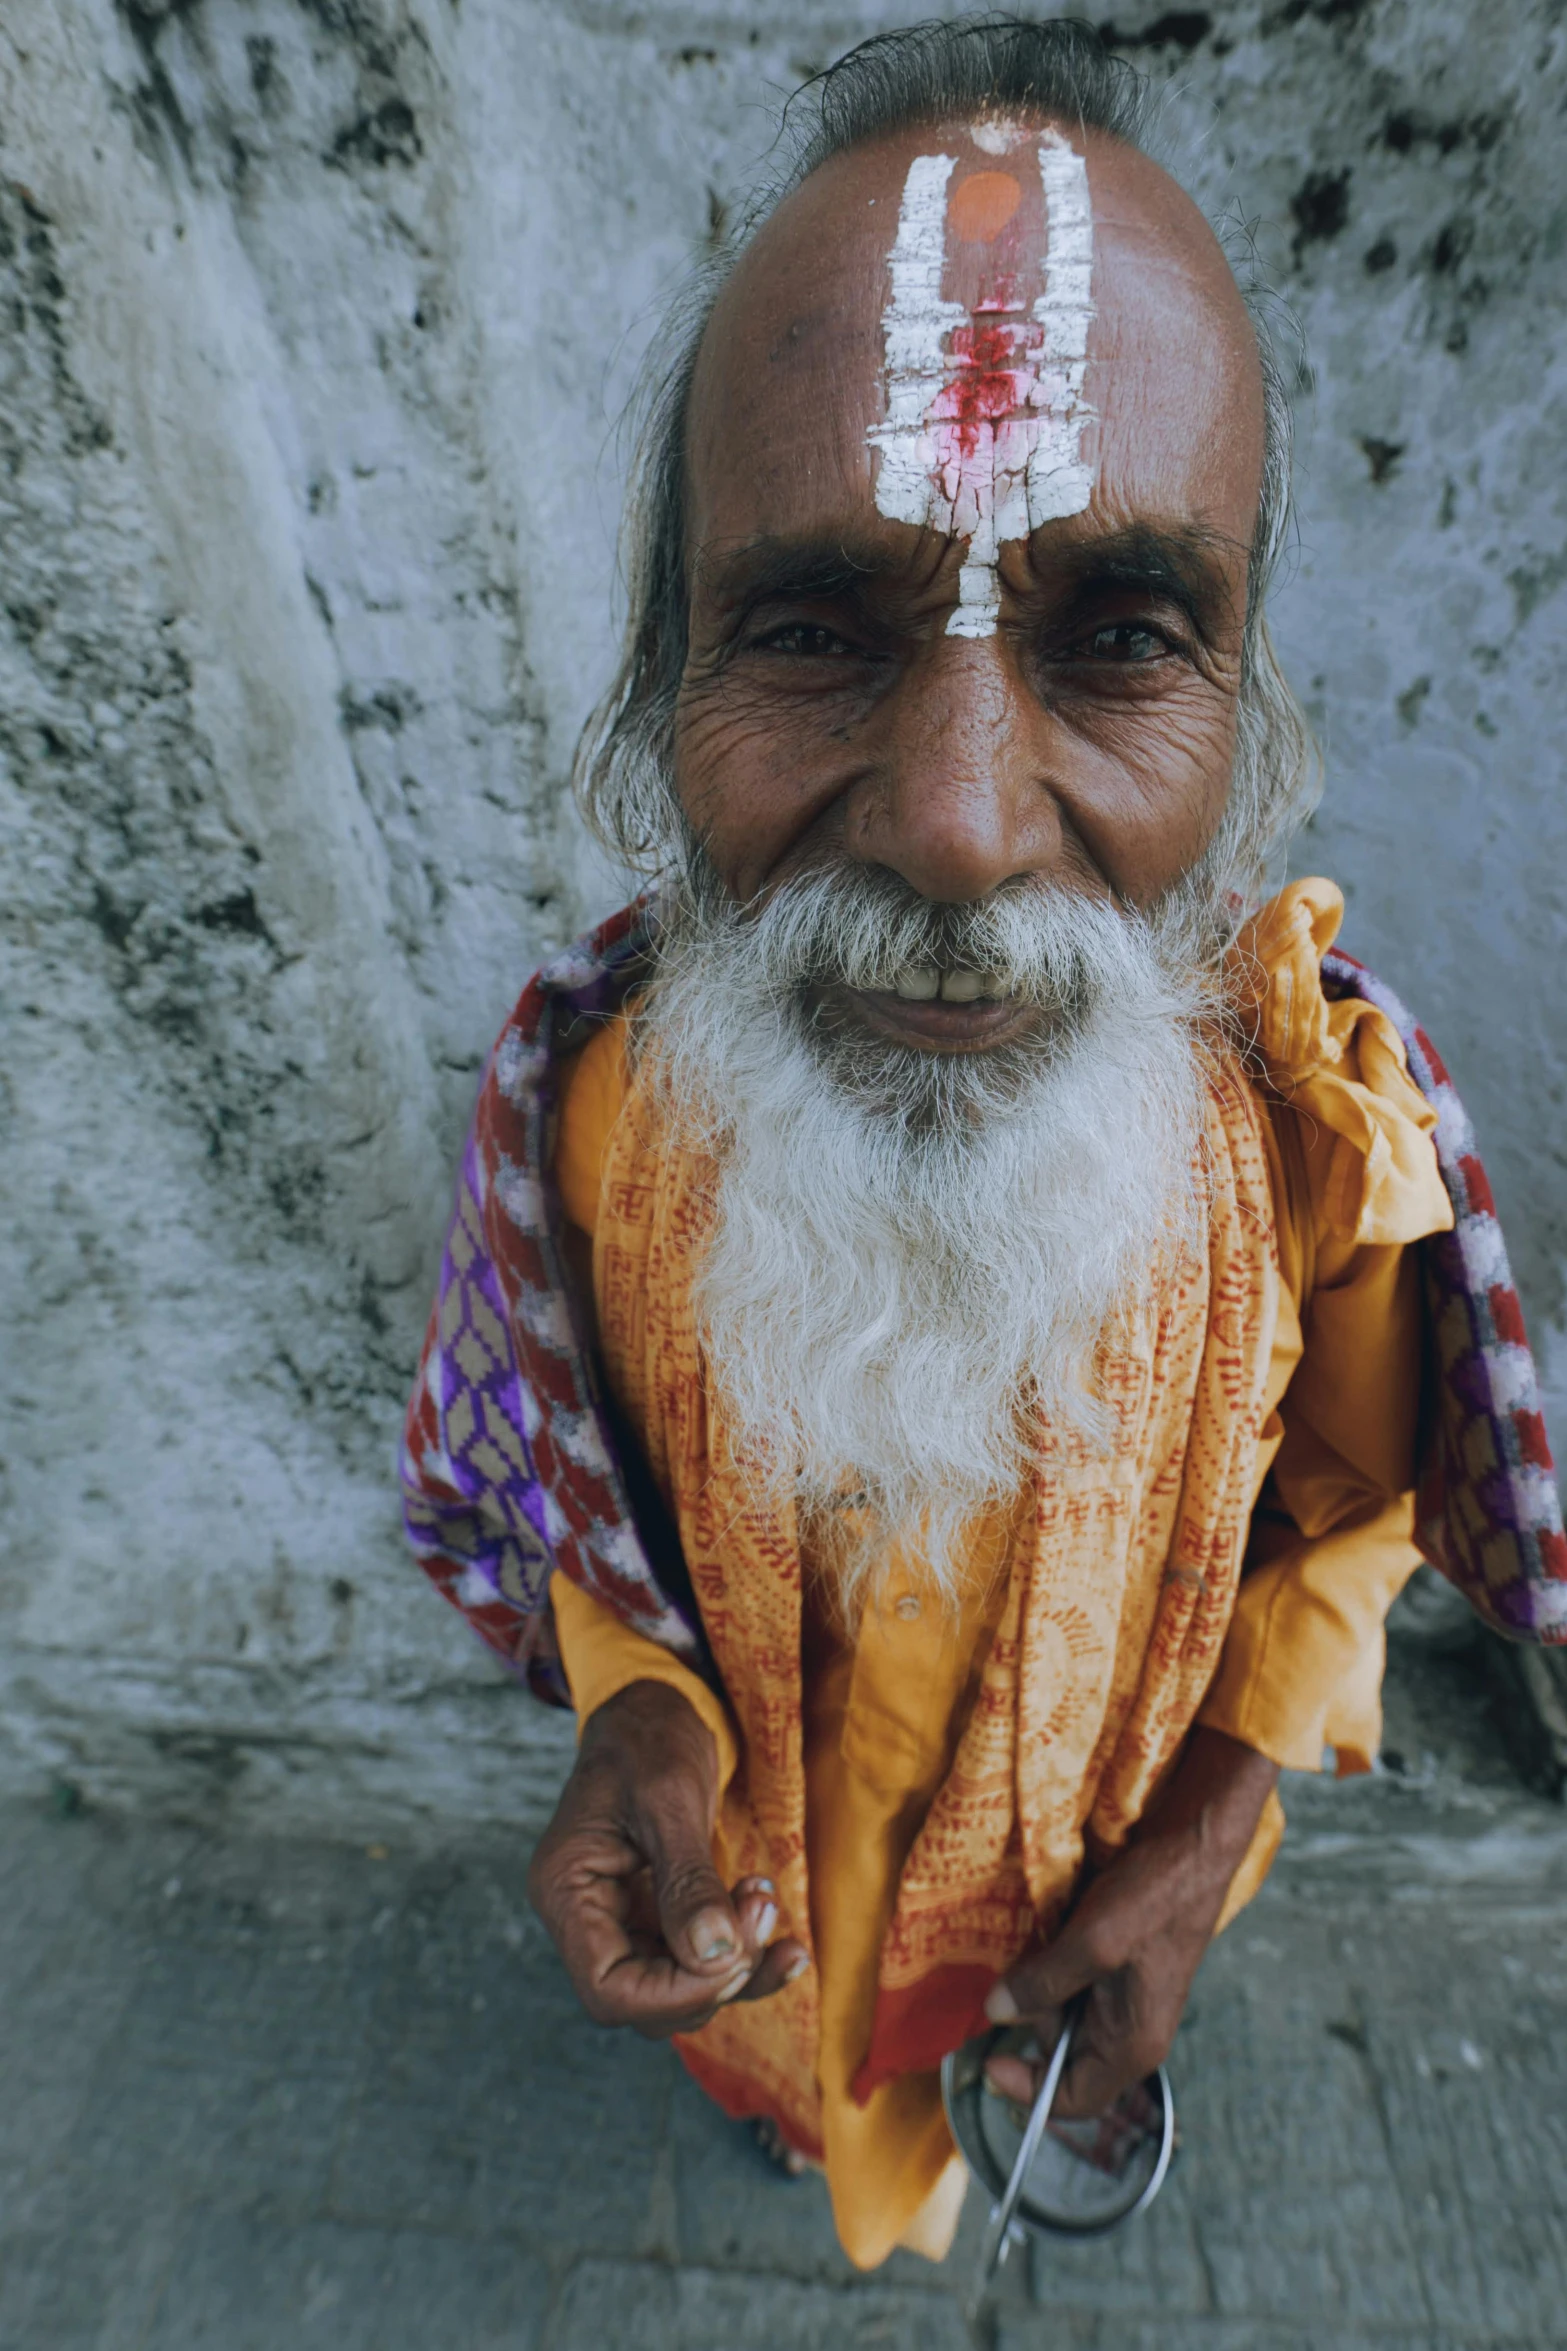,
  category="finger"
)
[1052,2042,1150,2121]
[579,1915,755,2036]
[641,1805,744,1977]
[726,1937,811,2005]
[721,1877,810,2006]
[731,1876,780,1955]
[985,1923,1100,2027]
[984,2035,1151,2122]
[1047,1984,1160,2134]
[983,2049,1044,2106]
[539,1846,746,2032]
[604,1957,755,2038]
[983,1999,1068,2103]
